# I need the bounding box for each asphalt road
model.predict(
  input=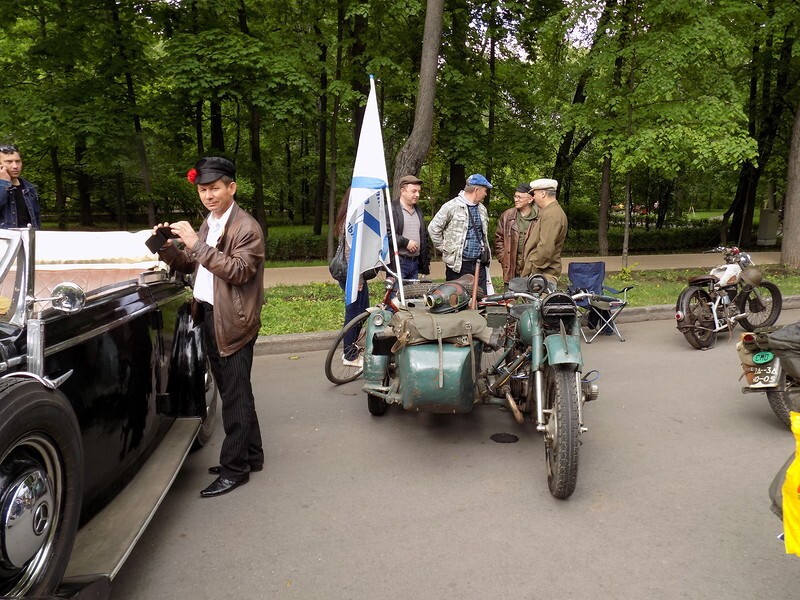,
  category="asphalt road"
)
[111,310,800,600]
